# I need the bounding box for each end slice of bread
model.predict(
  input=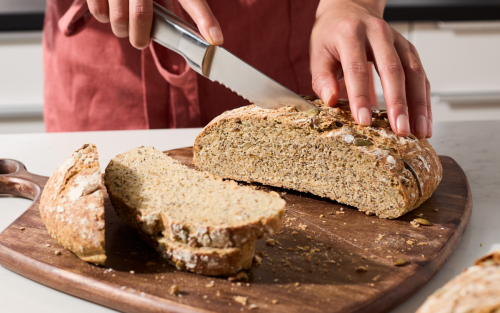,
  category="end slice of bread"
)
[417,250,500,313]
[39,143,106,265]
[193,99,442,219]
[104,146,285,249]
